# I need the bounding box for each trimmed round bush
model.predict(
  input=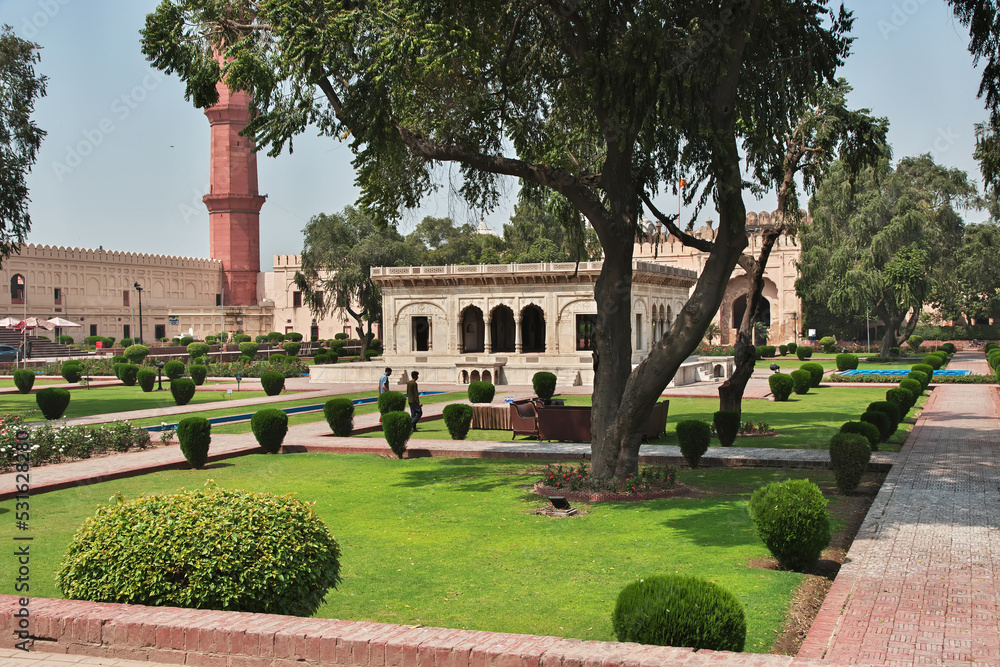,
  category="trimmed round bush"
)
[382,411,412,458]
[790,369,811,395]
[819,336,837,353]
[835,353,859,371]
[868,400,901,428]
[612,575,746,651]
[829,432,872,493]
[282,341,301,357]
[251,409,289,454]
[886,387,914,417]
[189,365,207,386]
[908,370,929,391]
[756,345,776,358]
[266,332,285,342]
[268,353,287,364]
[314,352,329,365]
[922,354,943,370]
[532,372,557,401]
[61,361,83,383]
[285,332,303,342]
[324,398,355,437]
[13,369,35,394]
[260,371,286,396]
[239,342,259,359]
[124,344,150,364]
[899,378,922,401]
[860,411,890,445]
[713,410,740,448]
[60,335,75,344]
[334,333,349,340]
[467,381,496,404]
[906,335,923,351]
[378,391,407,414]
[137,368,156,392]
[56,486,341,616]
[177,417,211,468]
[768,373,794,401]
[233,334,251,343]
[187,342,210,360]
[119,364,139,387]
[170,378,197,406]
[325,352,339,364]
[179,336,193,347]
[748,479,831,571]
[36,387,71,420]
[840,421,880,451]
[676,420,711,468]
[800,362,825,388]
[911,363,934,380]
[941,342,956,354]
[787,342,798,353]
[443,404,474,440]
[163,360,186,380]
[778,344,788,356]
[113,362,127,380]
